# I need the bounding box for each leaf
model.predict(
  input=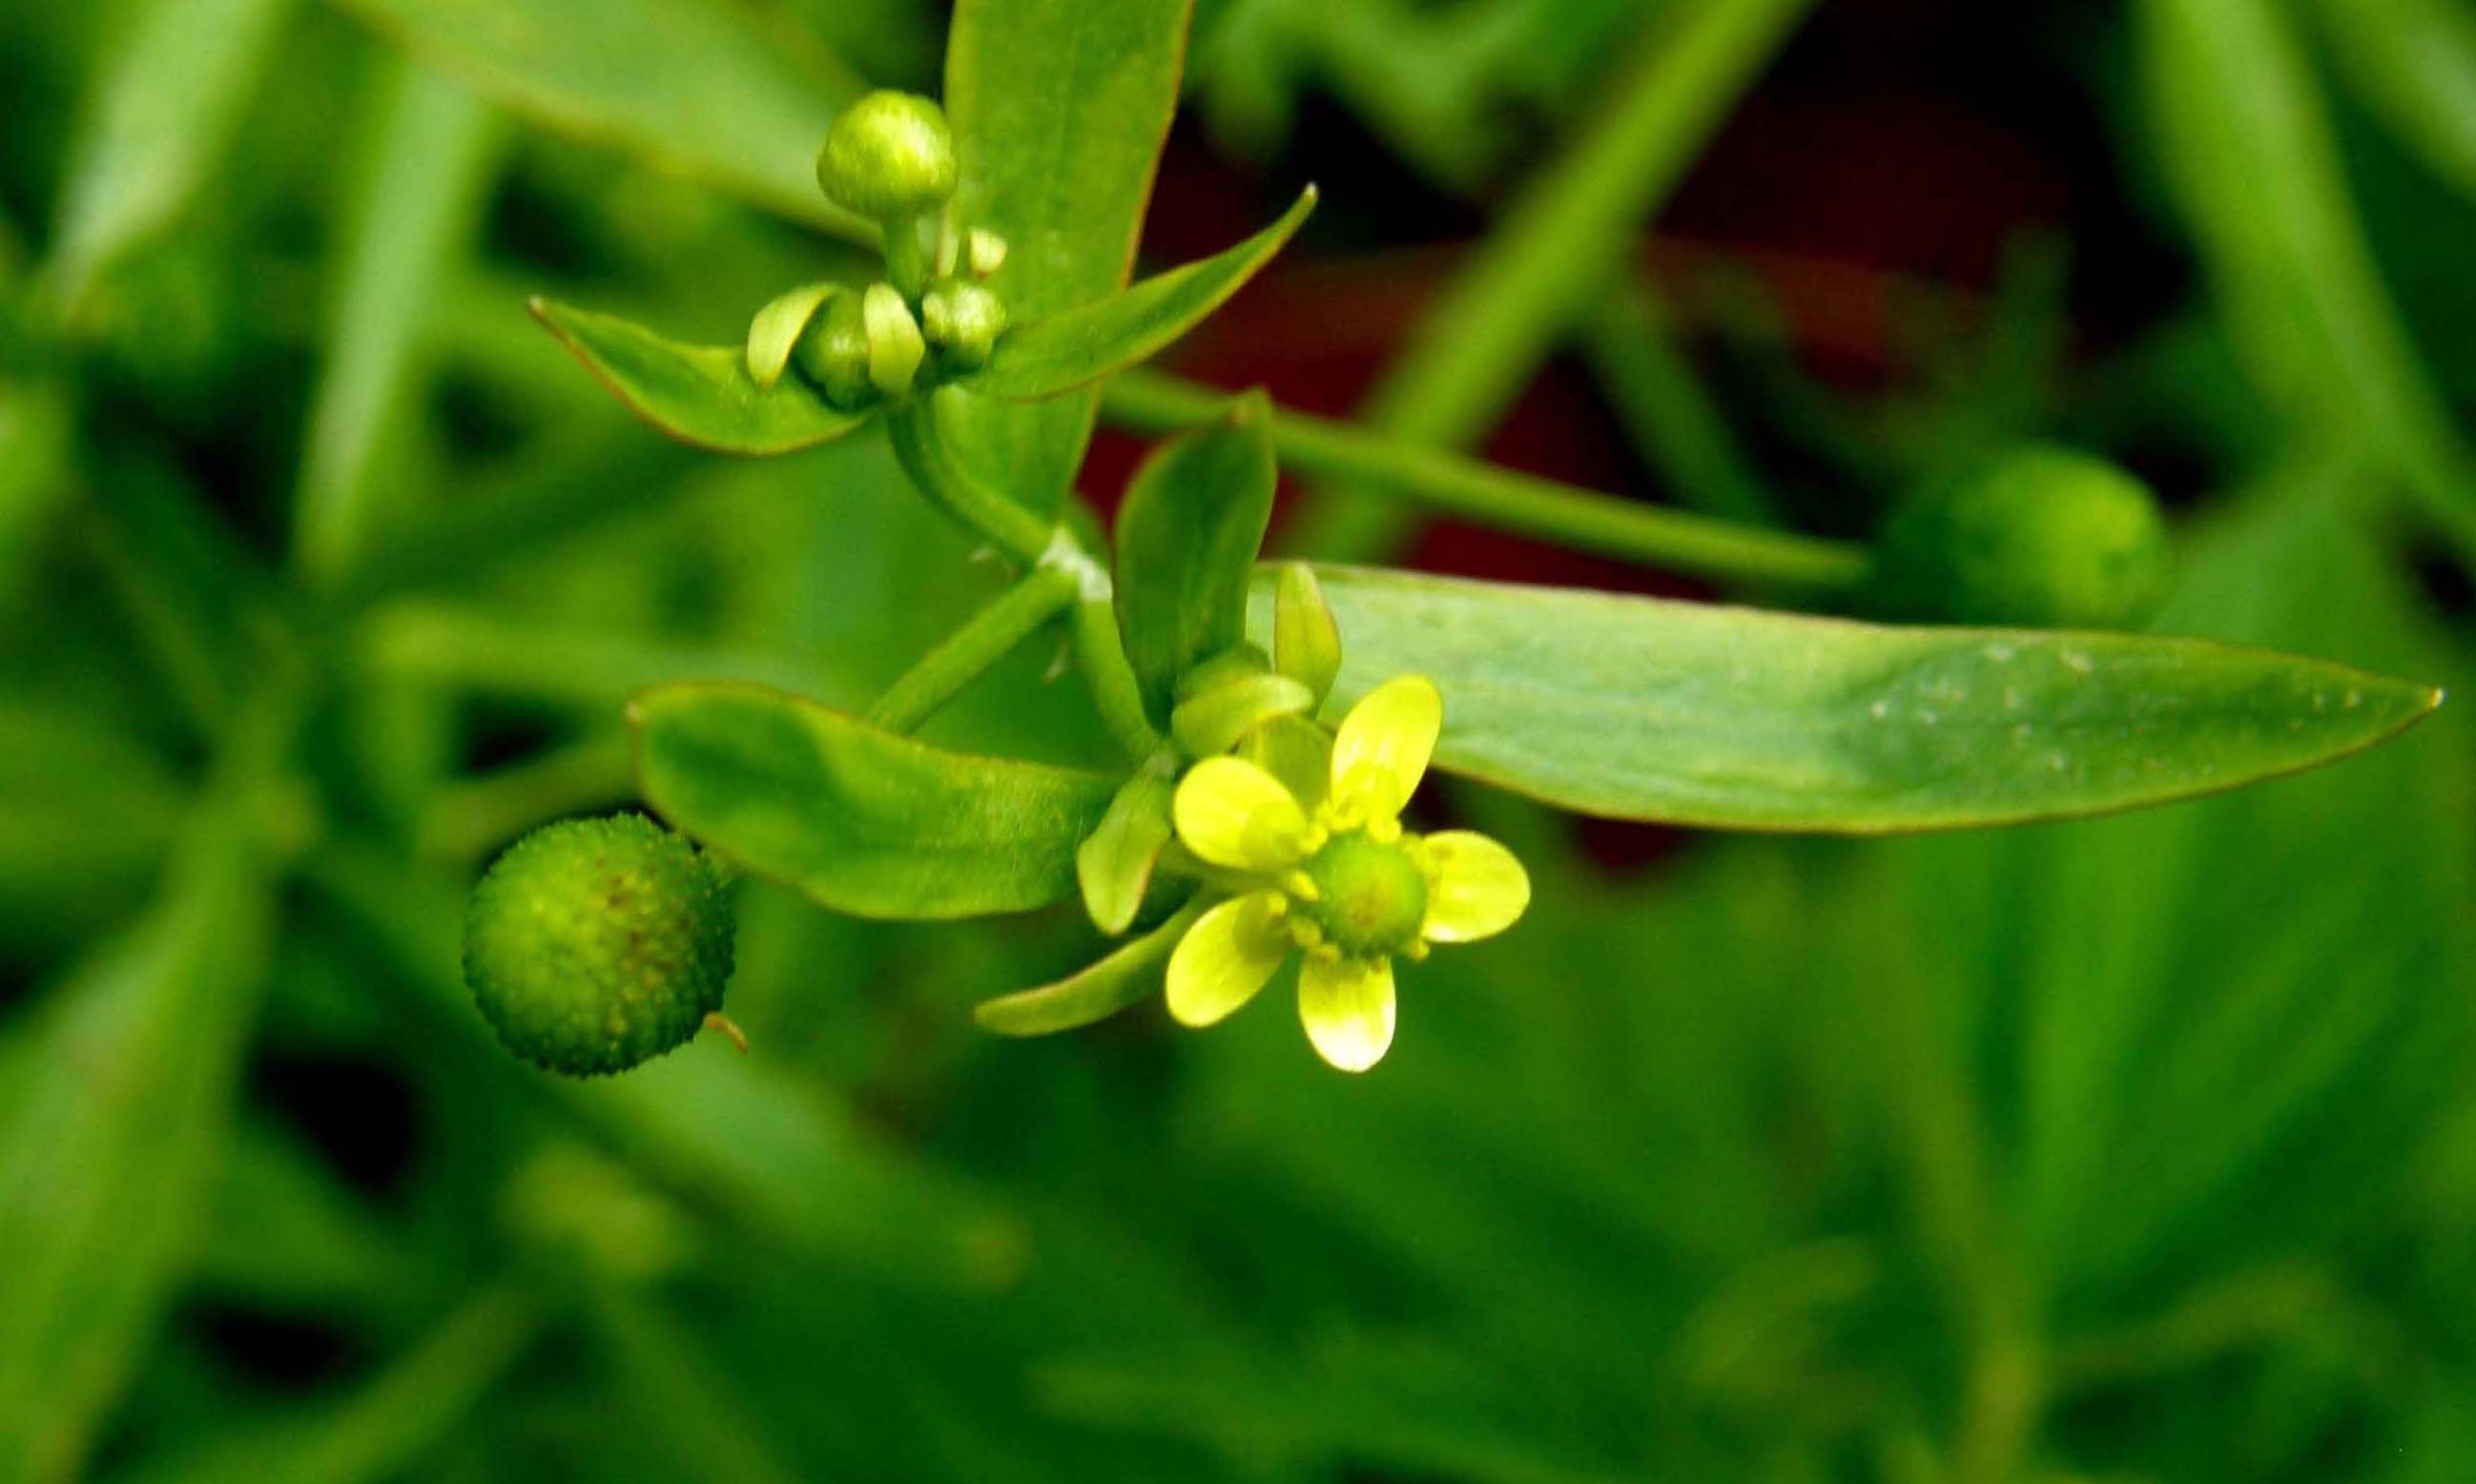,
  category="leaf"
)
[937,0,1195,515]
[2139,0,2476,561]
[327,0,872,237]
[1076,758,1178,936]
[102,1287,540,1484]
[1253,566,2441,832]
[631,681,1117,917]
[295,60,503,587]
[530,298,868,456]
[970,189,1317,402]
[2314,0,2476,204]
[0,804,275,1484]
[1111,389,1277,723]
[45,0,299,310]
[976,899,1199,1036]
